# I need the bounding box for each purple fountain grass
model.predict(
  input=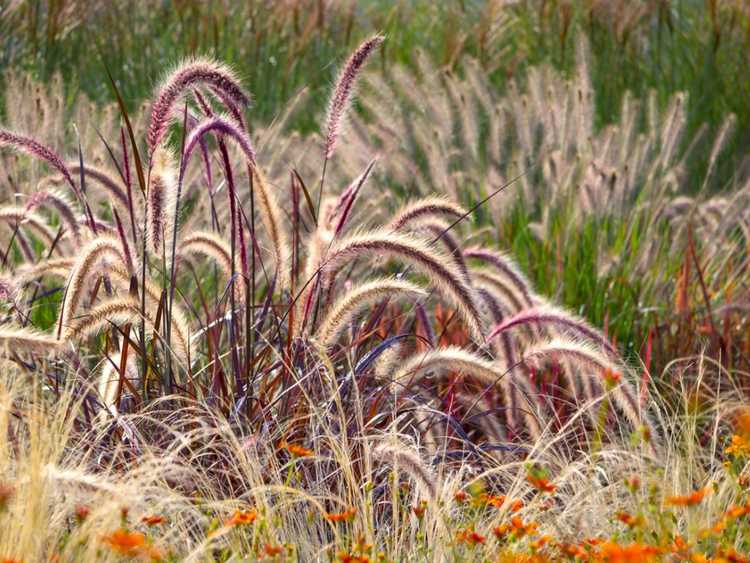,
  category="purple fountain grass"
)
[59,236,126,336]
[0,128,78,198]
[147,58,250,153]
[333,159,377,236]
[463,246,534,307]
[486,303,619,359]
[24,189,81,244]
[317,34,383,219]
[65,163,129,207]
[324,230,485,342]
[389,196,466,231]
[324,34,384,161]
[521,338,659,450]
